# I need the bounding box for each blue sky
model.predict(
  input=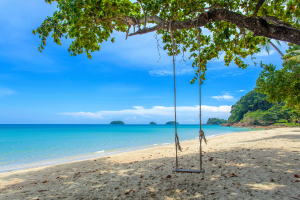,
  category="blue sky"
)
[0,0,288,124]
